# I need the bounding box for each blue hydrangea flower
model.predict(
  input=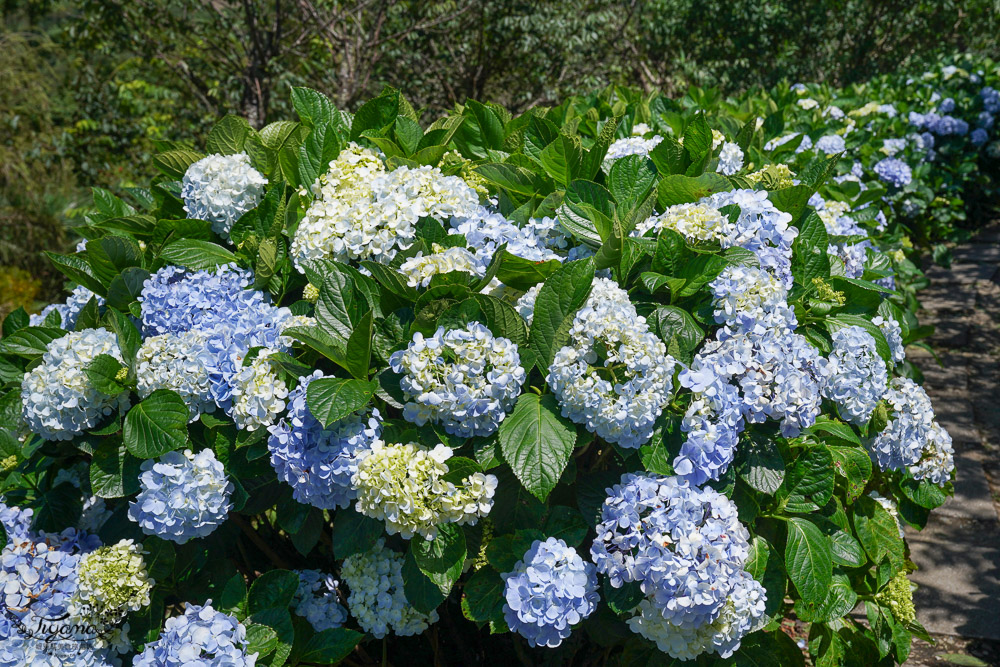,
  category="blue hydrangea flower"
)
[268,371,382,510]
[706,189,798,288]
[823,326,888,425]
[128,449,233,544]
[133,602,258,666]
[972,128,989,146]
[867,378,935,472]
[873,315,905,365]
[590,474,759,633]
[390,322,525,438]
[28,285,104,329]
[981,86,1000,114]
[450,206,561,273]
[21,328,130,441]
[814,134,846,155]
[909,422,955,486]
[138,264,255,337]
[0,502,33,546]
[503,537,599,648]
[873,158,912,188]
[292,570,348,632]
